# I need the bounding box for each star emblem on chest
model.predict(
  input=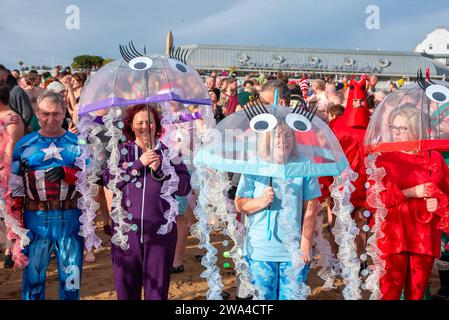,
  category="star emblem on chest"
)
[41,142,64,161]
